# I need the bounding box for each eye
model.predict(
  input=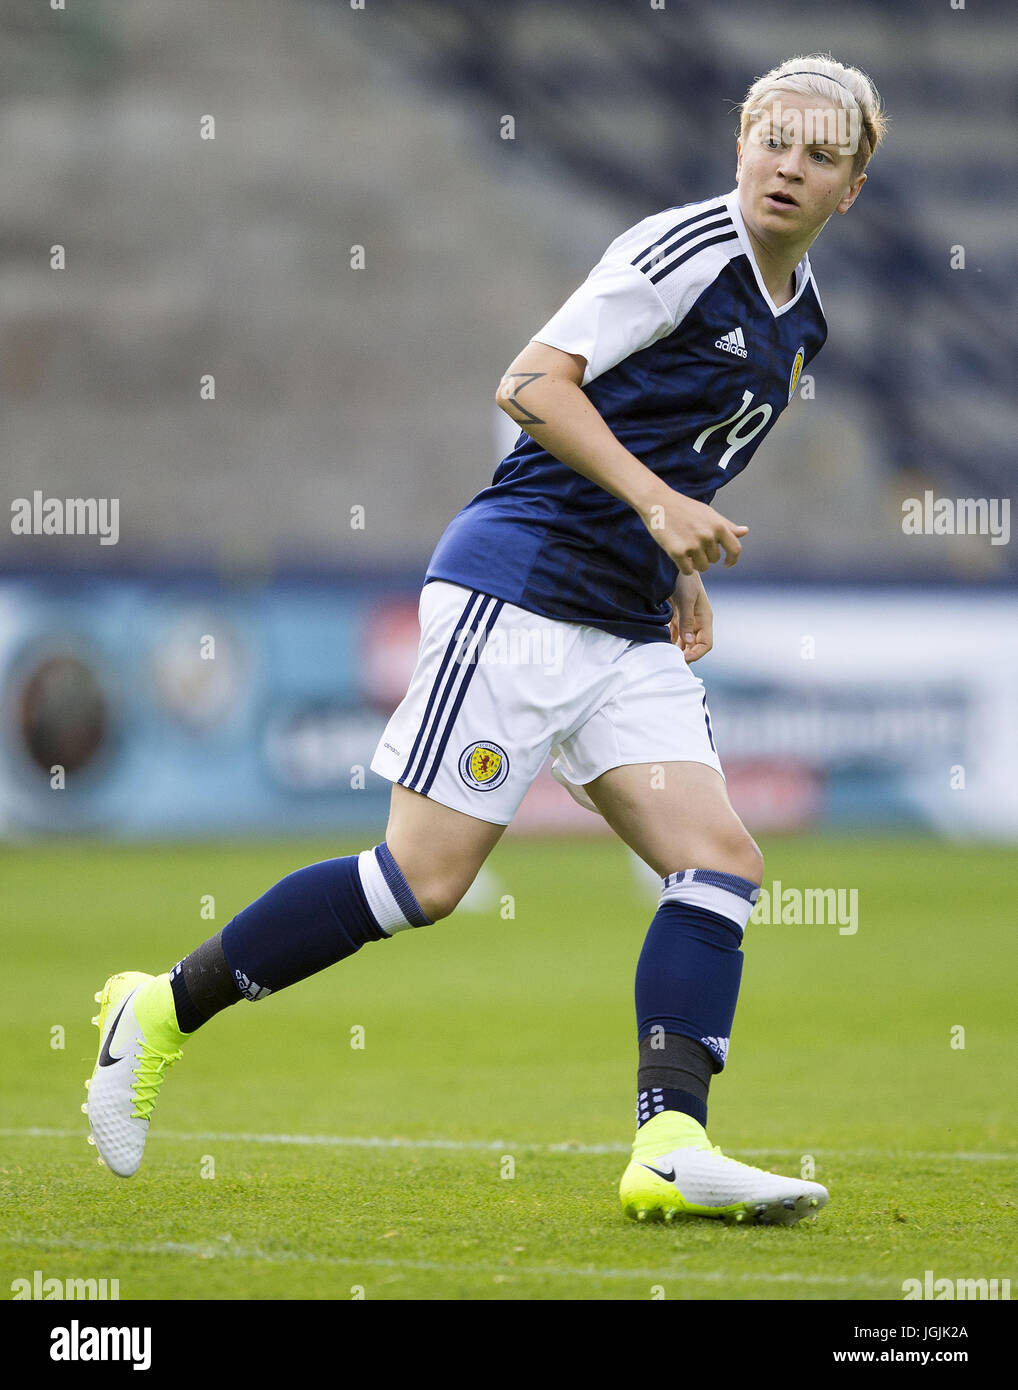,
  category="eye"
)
[764,136,782,150]
[811,150,832,163]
